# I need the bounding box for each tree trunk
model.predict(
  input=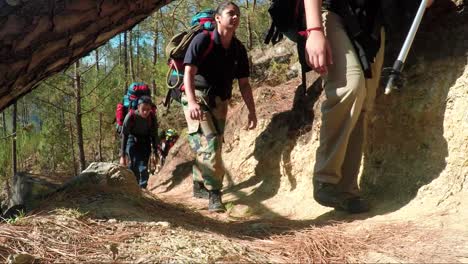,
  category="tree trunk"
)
[24,100,29,126]
[98,112,103,162]
[2,111,7,136]
[129,30,136,82]
[119,34,122,66]
[246,14,253,50]
[246,1,253,49]
[152,18,159,95]
[135,26,141,79]
[12,102,17,176]
[95,49,100,73]
[69,120,77,176]
[74,60,86,172]
[112,133,117,162]
[124,31,129,92]
[104,52,107,73]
